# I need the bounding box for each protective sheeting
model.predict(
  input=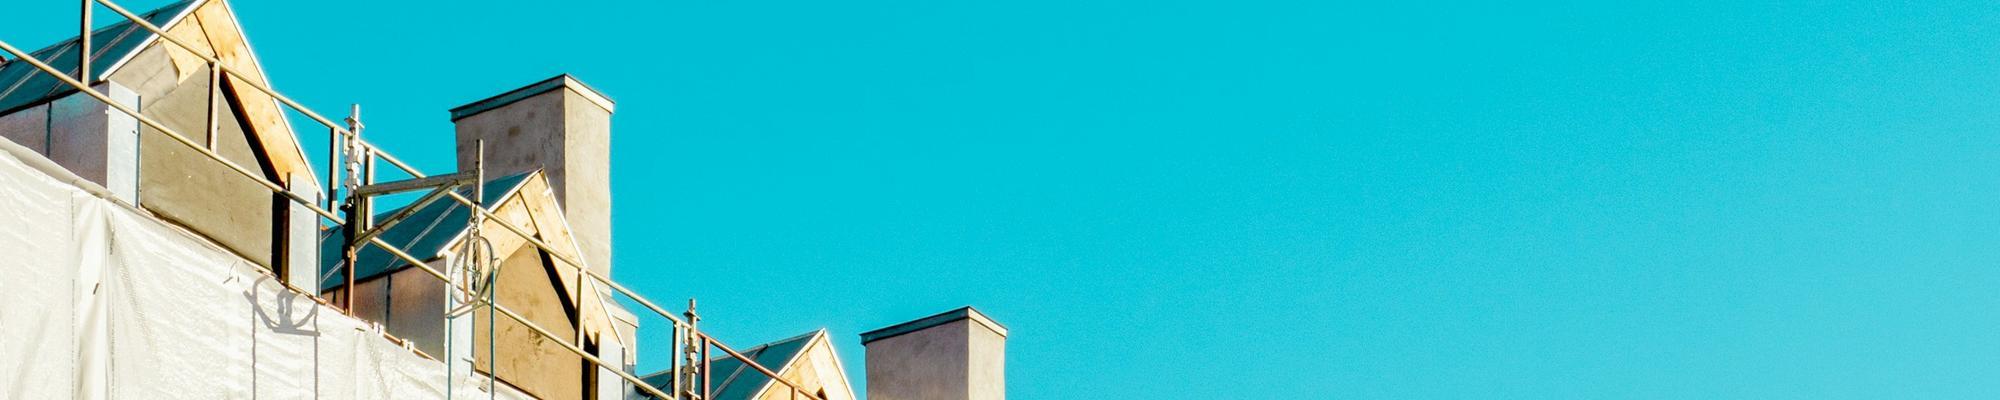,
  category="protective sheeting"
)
[0,127,82,399]
[0,138,532,399]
